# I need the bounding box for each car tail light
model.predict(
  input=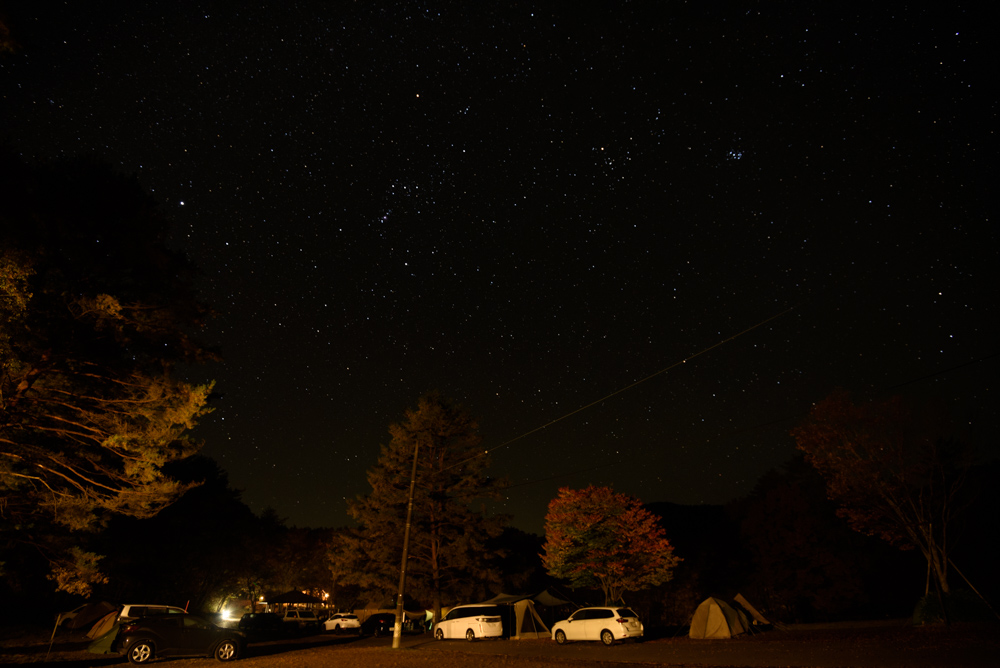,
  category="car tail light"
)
[616,618,627,624]
[122,624,140,633]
